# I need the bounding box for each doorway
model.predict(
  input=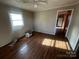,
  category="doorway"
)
[55,9,73,37]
